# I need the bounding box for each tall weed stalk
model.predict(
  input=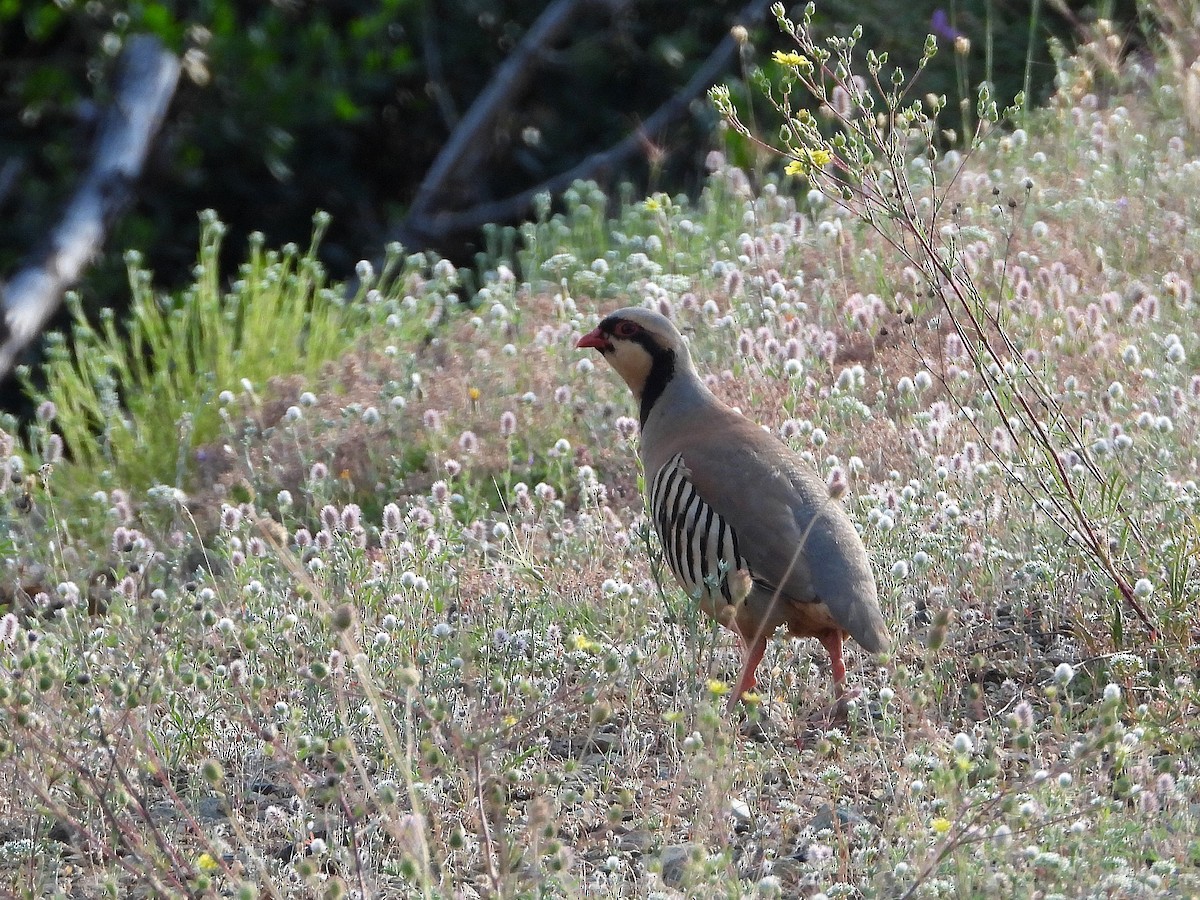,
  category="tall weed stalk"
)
[712,2,1158,643]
